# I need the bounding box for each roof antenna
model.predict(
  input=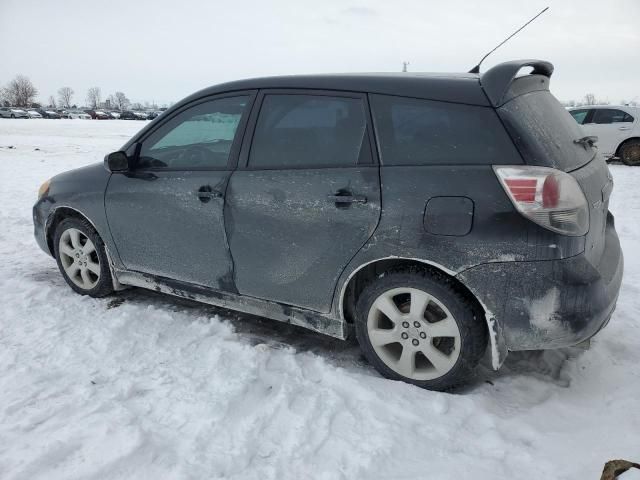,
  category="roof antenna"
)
[468,7,549,74]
